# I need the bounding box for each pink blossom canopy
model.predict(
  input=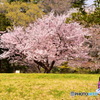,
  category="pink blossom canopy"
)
[0,12,89,66]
